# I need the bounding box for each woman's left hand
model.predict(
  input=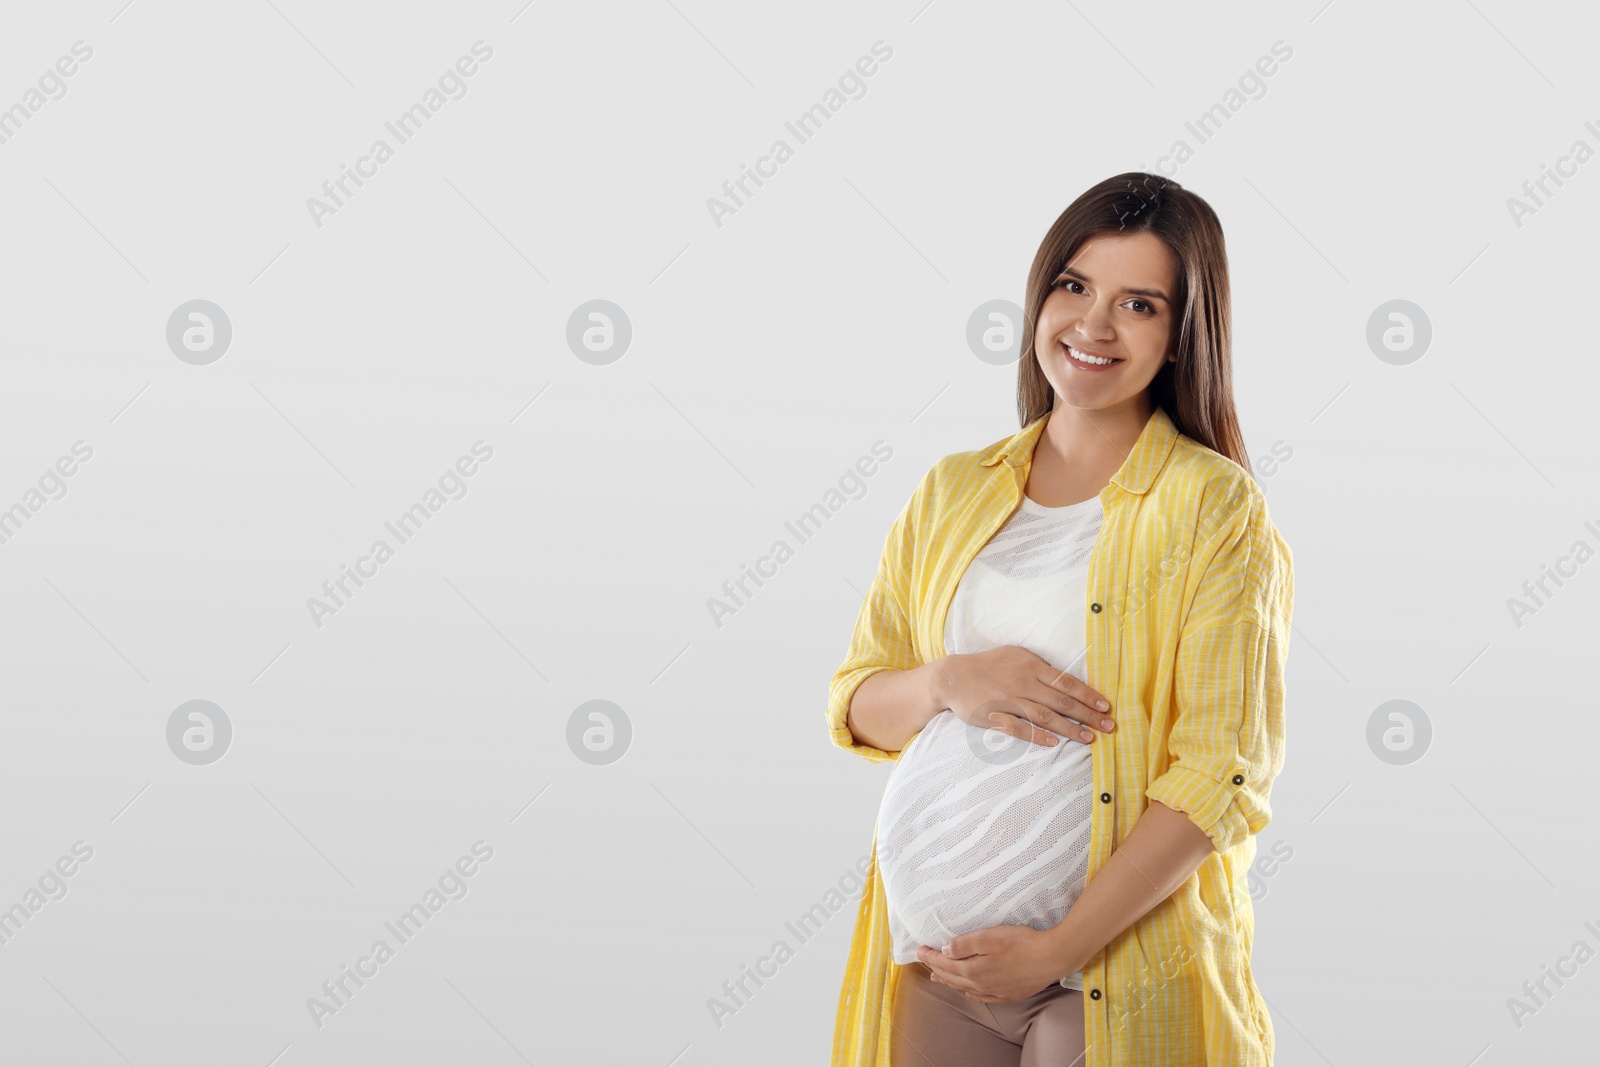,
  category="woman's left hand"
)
[915,925,1075,1003]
